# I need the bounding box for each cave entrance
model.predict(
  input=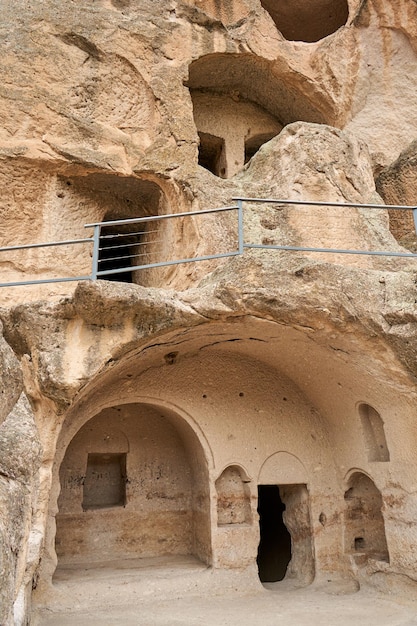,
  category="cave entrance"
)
[58,173,168,286]
[257,485,292,582]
